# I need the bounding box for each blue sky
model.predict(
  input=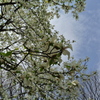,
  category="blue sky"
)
[51,0,100,73]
